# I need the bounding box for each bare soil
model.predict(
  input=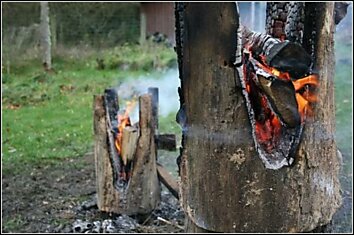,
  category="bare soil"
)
[2,153,184,233]
[2,152,351,233]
